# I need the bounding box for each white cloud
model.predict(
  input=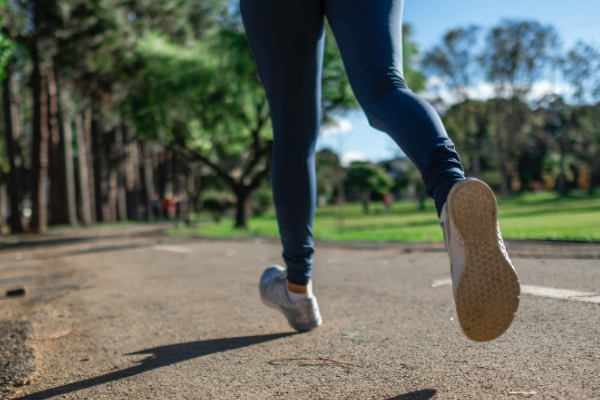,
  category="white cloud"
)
[340,151,367,167]
[526,81,573,102]
[425,76,575,105]
[321,118,353,136]
[466,82,495,100]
